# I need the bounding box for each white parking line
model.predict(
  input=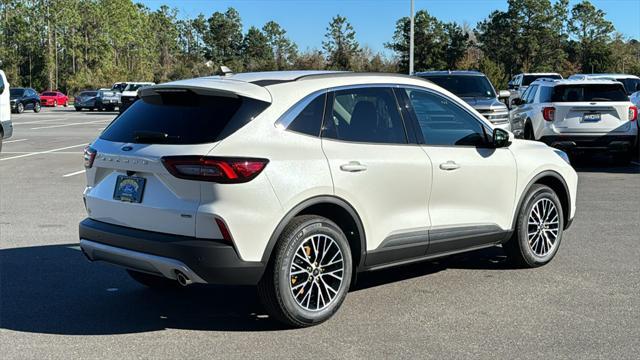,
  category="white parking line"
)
[13,118,74,125]
[2,138,28,143]
[1,151,80,154]
[31,119,111,130]
[0,143,87,161]
[63,169,86,177]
